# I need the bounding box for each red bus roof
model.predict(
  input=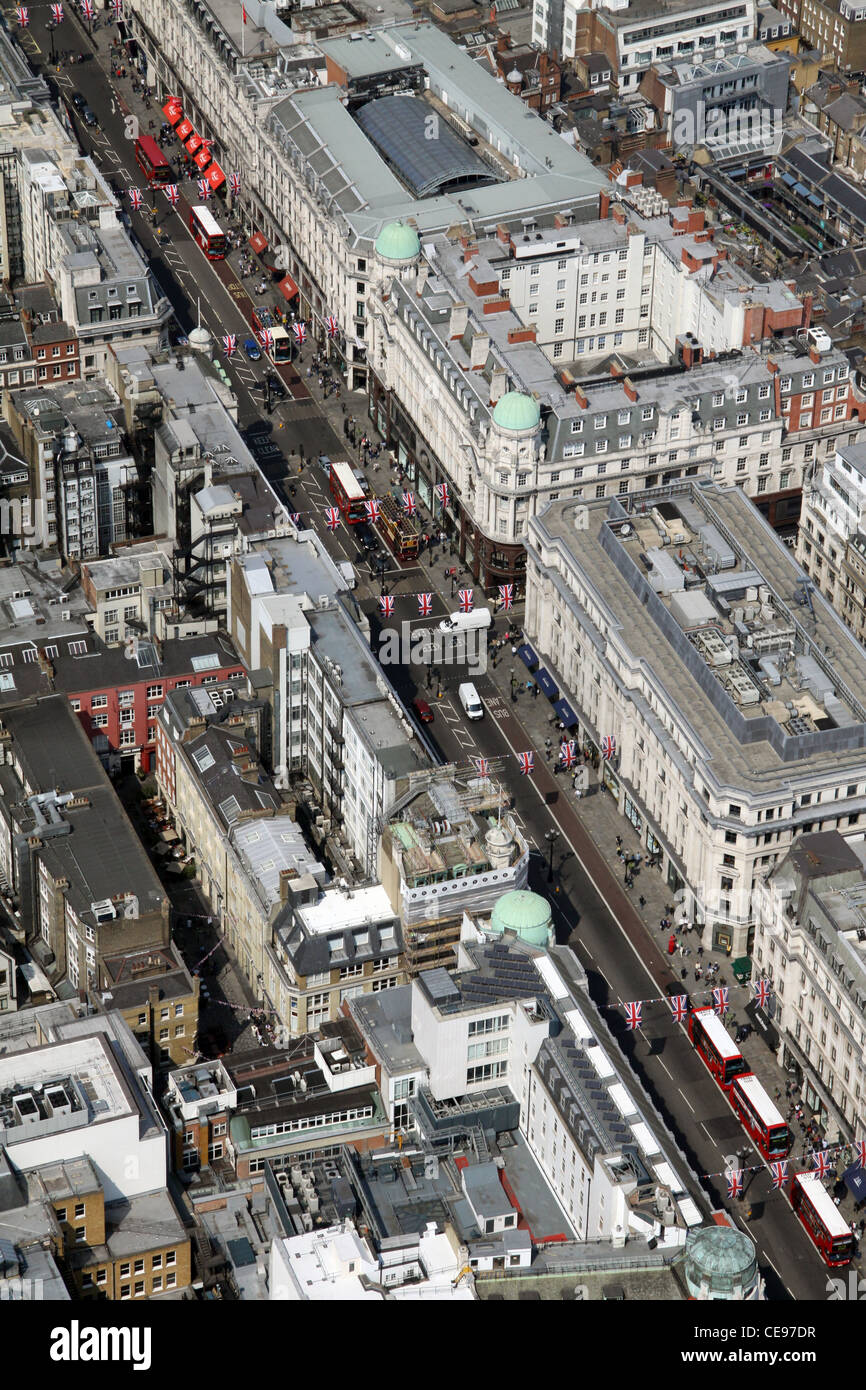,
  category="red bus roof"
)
[330,460,365,502]
[135,134,170,169]
[731,1072,785,1129]
[794,1172,852,1238]
[691,1007,742,1061]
